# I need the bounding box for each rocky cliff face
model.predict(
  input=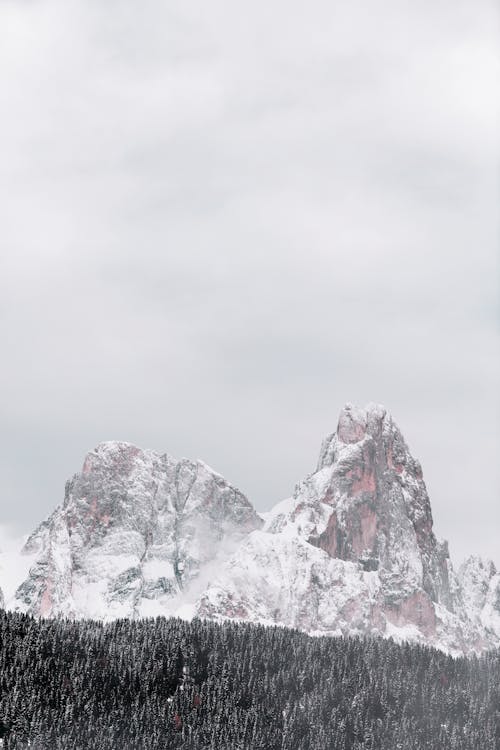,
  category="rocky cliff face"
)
[196,404,499,654]
[14,442,262,619]
[458,556,500,638]
[9,406,500,654]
